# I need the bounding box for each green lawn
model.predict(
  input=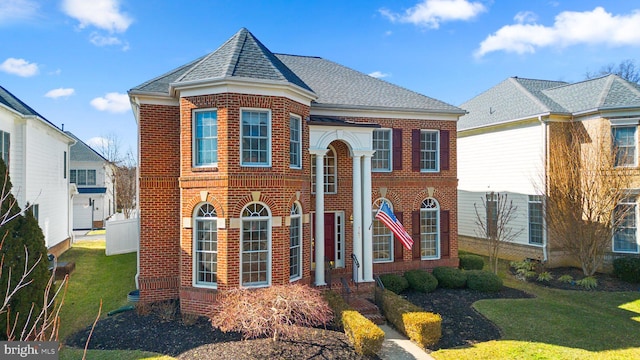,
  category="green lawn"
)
[56,240,170,359]
[432,277,640,360]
